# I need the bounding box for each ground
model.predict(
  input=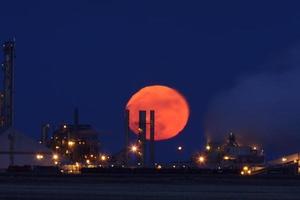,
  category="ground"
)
[0,173,300,200]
